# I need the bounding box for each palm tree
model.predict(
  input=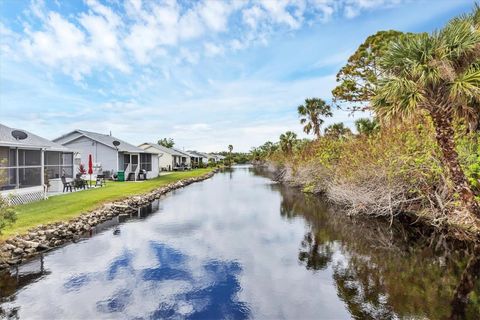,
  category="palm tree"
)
[355,118,379,136]
[324,122,352,139]
[227,144,233,166]
[298,98,333,138]
[372,6,480,217]
[279,131,297,154]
